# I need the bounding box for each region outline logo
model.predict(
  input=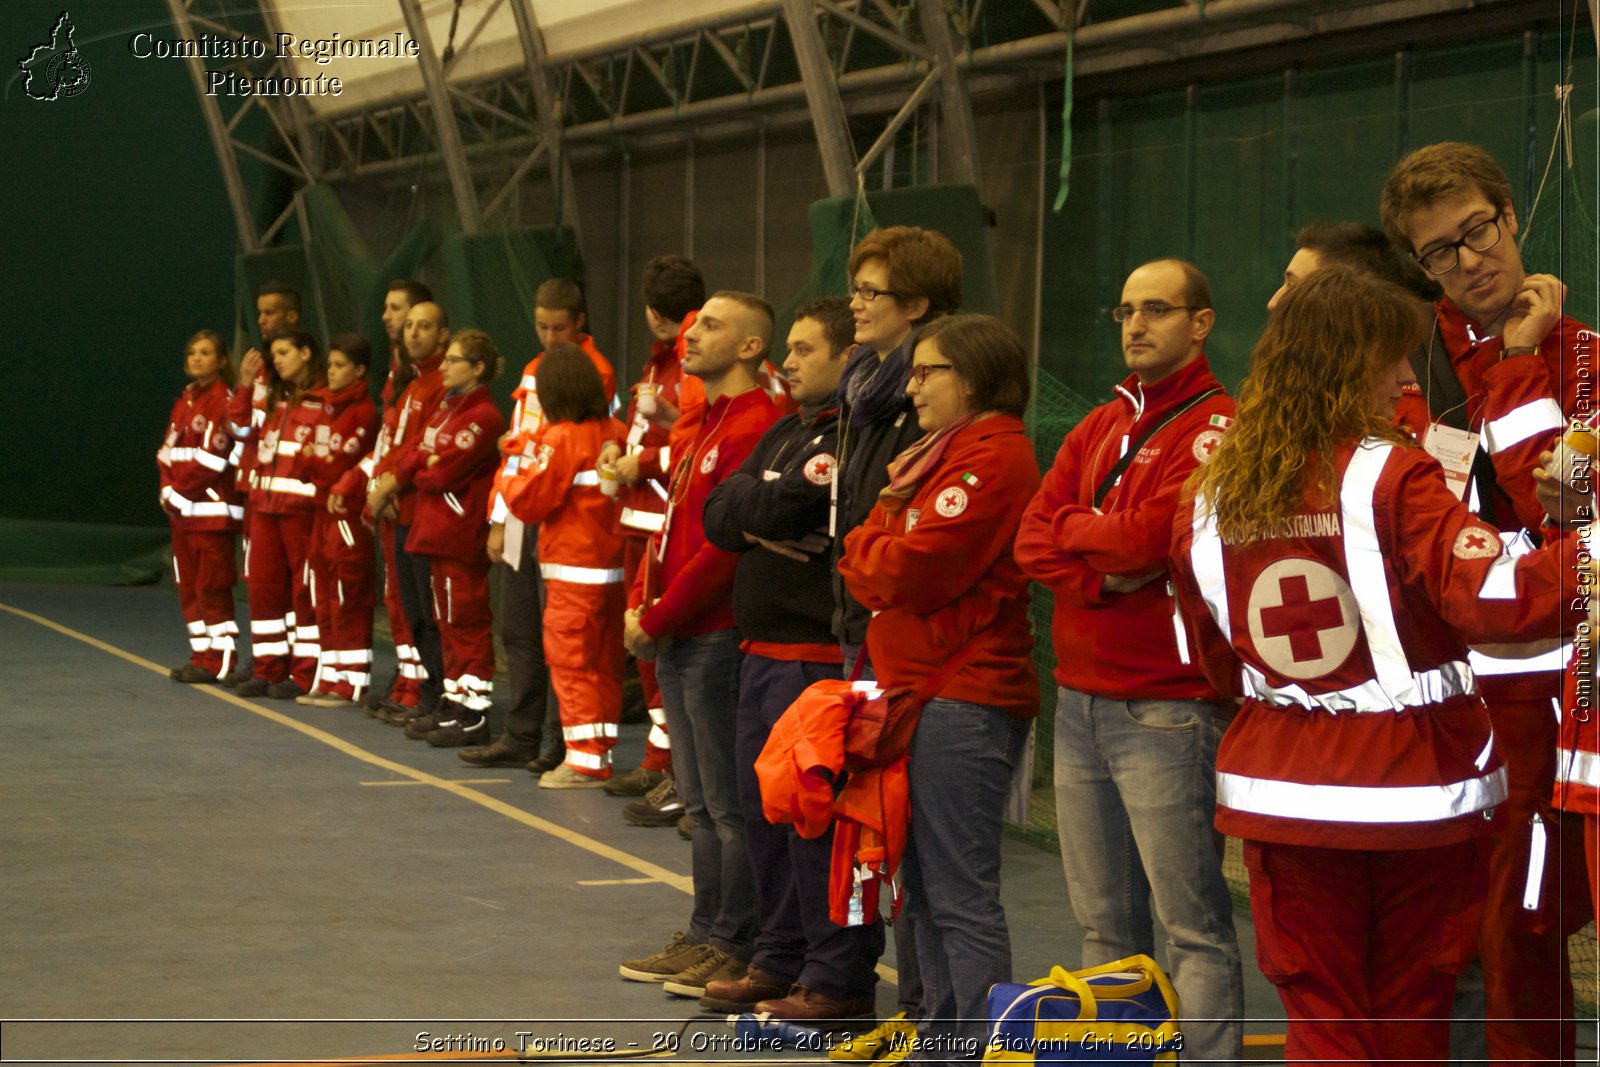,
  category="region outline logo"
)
[18,11,91,101]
